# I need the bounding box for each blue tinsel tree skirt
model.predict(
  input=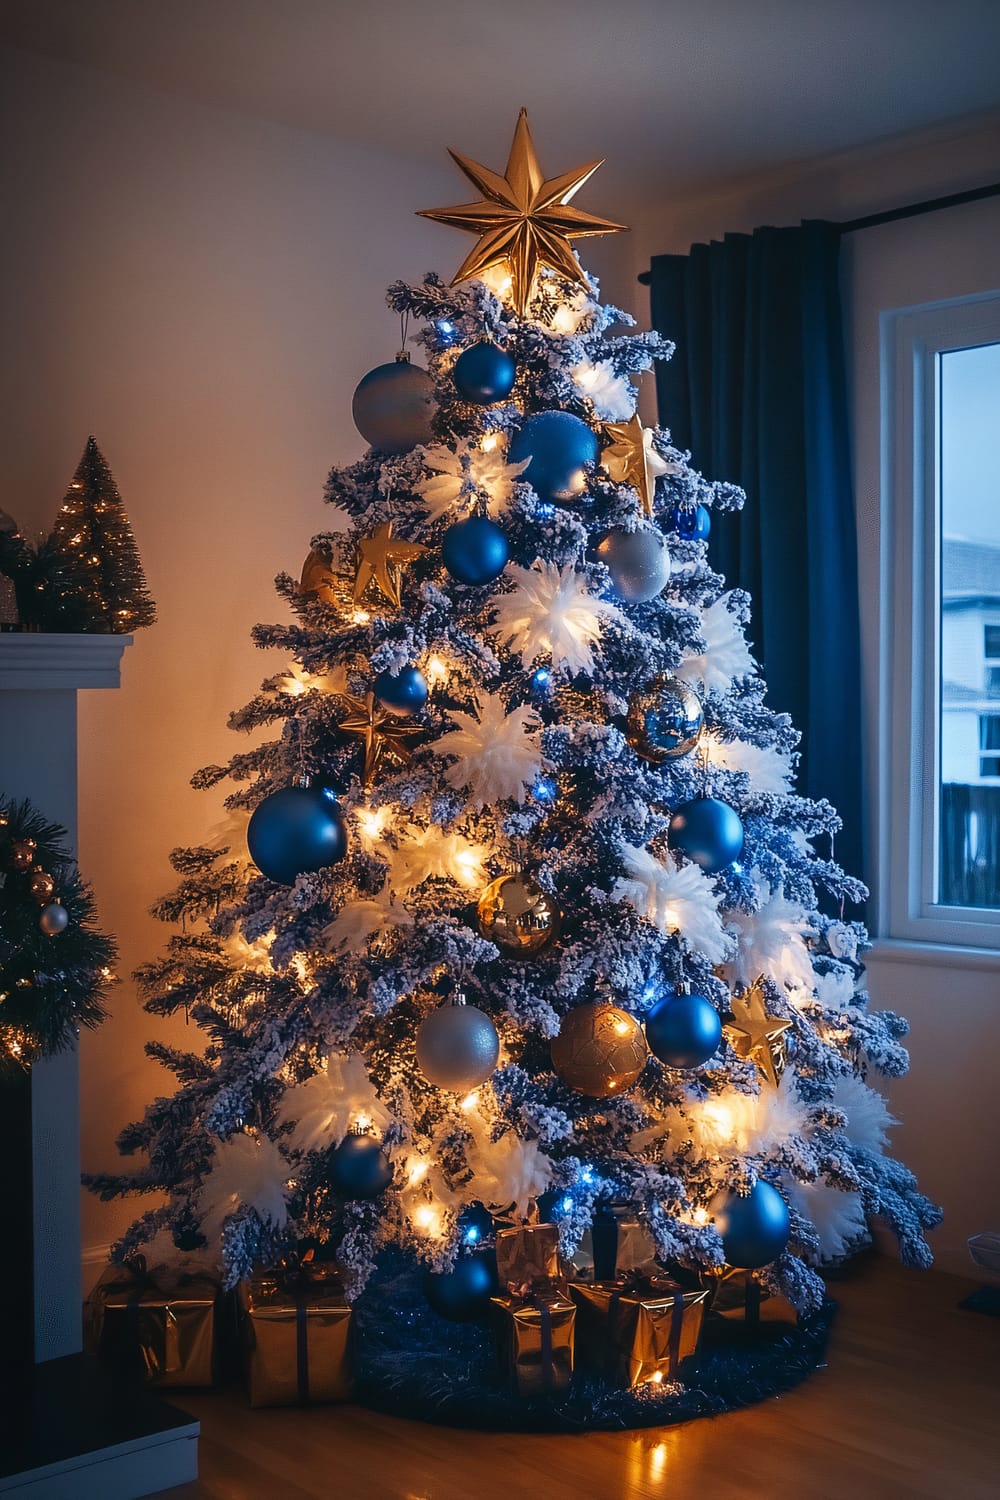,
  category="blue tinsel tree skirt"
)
[352,1258,836,1433]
